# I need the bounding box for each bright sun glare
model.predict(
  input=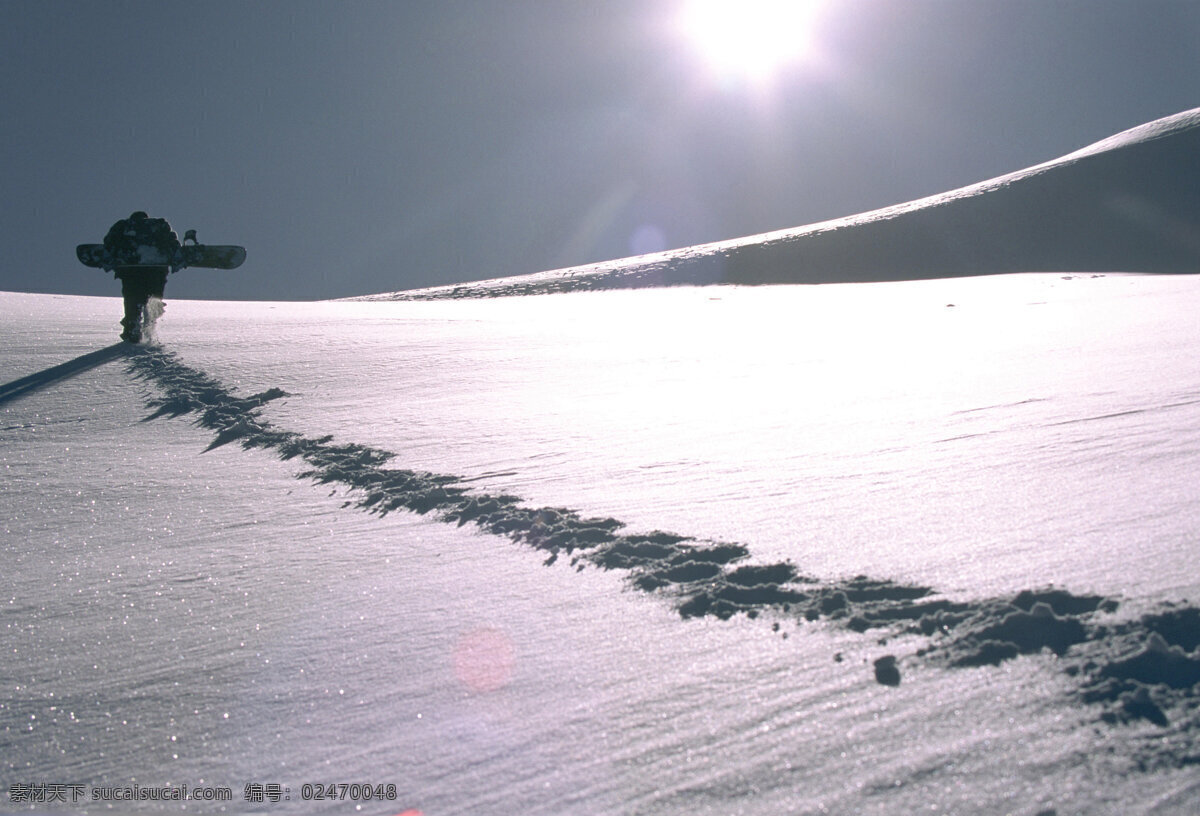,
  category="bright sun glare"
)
[680,0,823,85]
